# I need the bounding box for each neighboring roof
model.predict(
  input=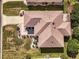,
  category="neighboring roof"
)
[26,0,63,2]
